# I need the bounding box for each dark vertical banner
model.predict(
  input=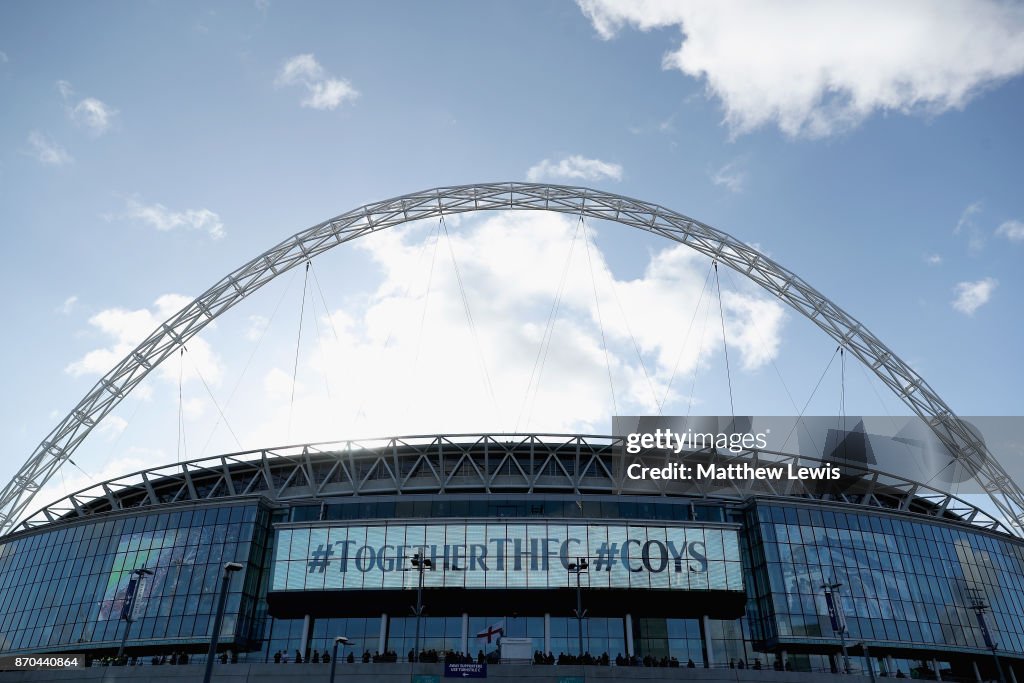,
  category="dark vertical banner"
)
[823,591,845,633]
[975,611,995,649]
